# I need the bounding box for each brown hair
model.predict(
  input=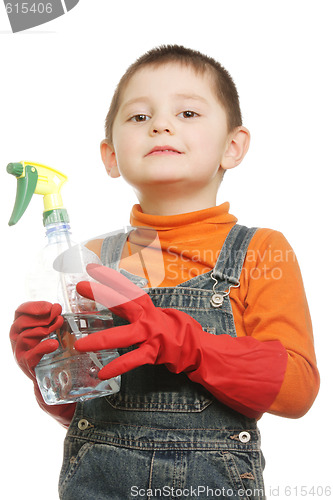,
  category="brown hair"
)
[105,45,242,143]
